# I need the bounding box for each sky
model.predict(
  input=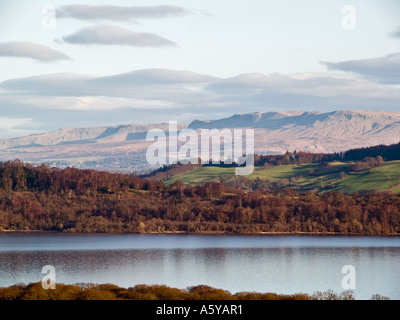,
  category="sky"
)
[0,0,399,139]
